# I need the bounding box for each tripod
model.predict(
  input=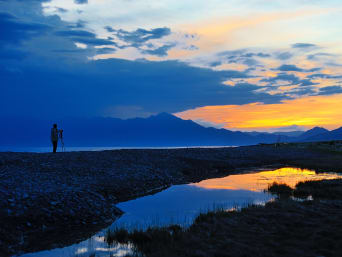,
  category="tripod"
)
[59,129,65,152]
